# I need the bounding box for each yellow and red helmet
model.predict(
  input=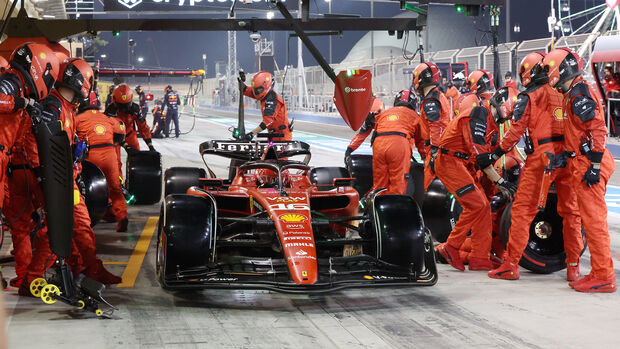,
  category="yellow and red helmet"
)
[56,58,94,101]
[412,62,440,91]
[519,52,547,88]
[454,93,480,117]
[10,42,60,100]
[113,84,133,104]
[490,86,519,122]
[466,69,495,95]
[543,48,584,90]
[393,89,417,110]
[251,71,274,100]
